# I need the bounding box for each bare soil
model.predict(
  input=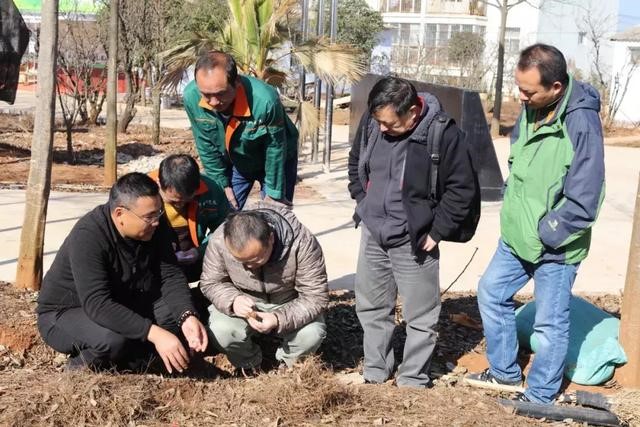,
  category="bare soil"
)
[0,116,318,201]
[1,281,637,426]
[0,105,637,190]
[0,116,198,188]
